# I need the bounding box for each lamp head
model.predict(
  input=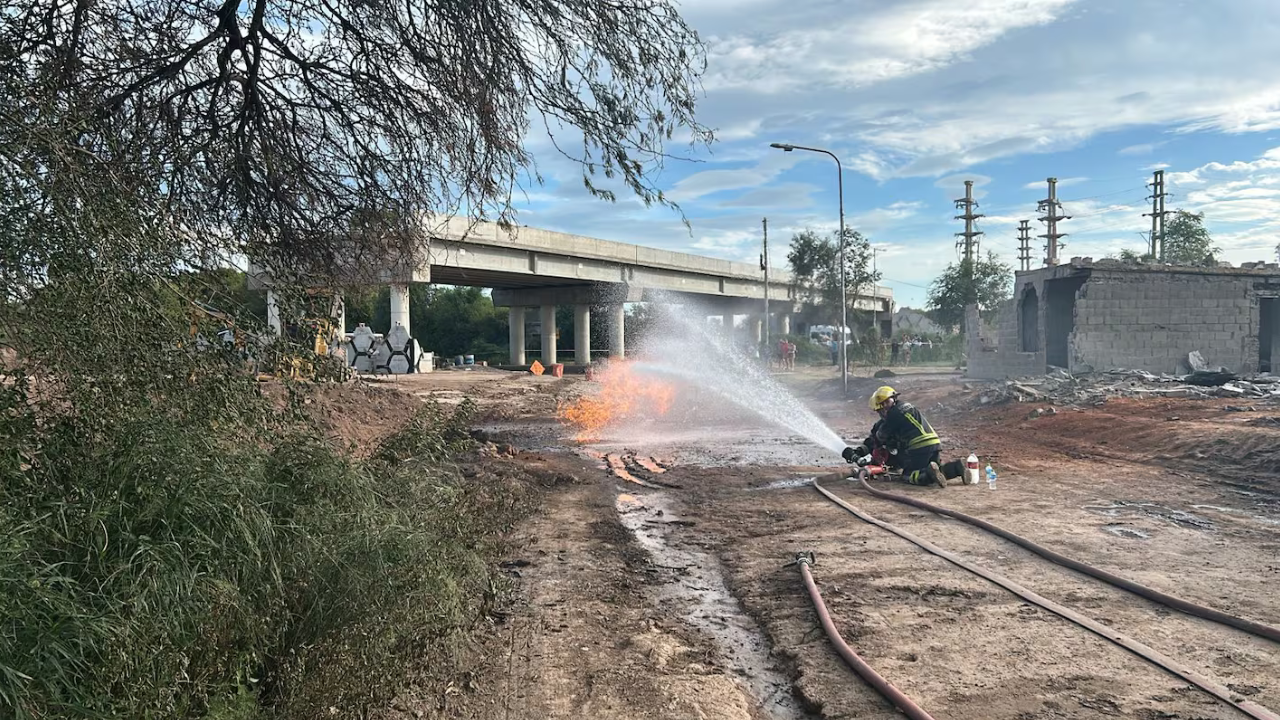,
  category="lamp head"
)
[770,142,795,152]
